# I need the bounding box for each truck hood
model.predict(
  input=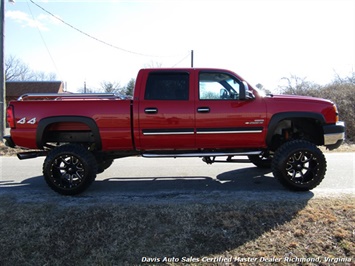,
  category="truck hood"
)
[266,94,333,105]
